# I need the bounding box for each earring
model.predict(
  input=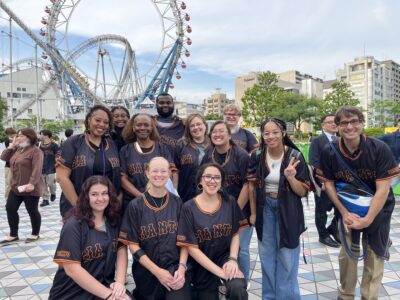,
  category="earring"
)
[197,183,203,191]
